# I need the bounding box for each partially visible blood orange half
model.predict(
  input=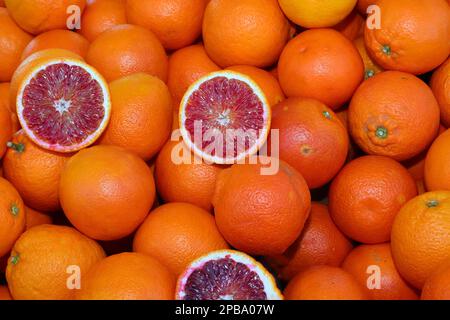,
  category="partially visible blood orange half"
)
[179,71,271,164]
[176,250,283,300]
[16,58,111,153]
